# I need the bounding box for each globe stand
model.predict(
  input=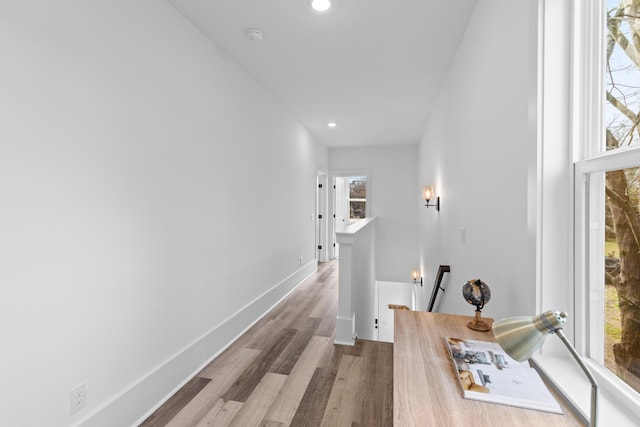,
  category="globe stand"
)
[467,309,491,332]
[462,279,491,332]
